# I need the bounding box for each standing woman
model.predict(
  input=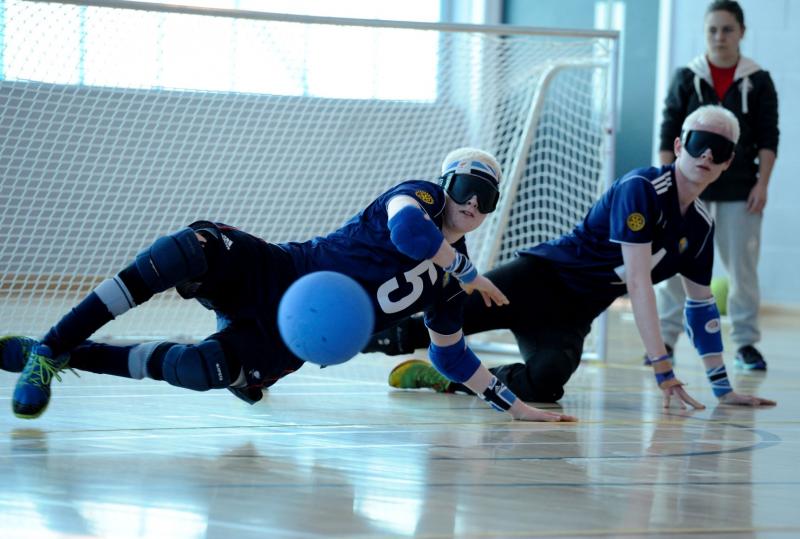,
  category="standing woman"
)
[655,0,779,370]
